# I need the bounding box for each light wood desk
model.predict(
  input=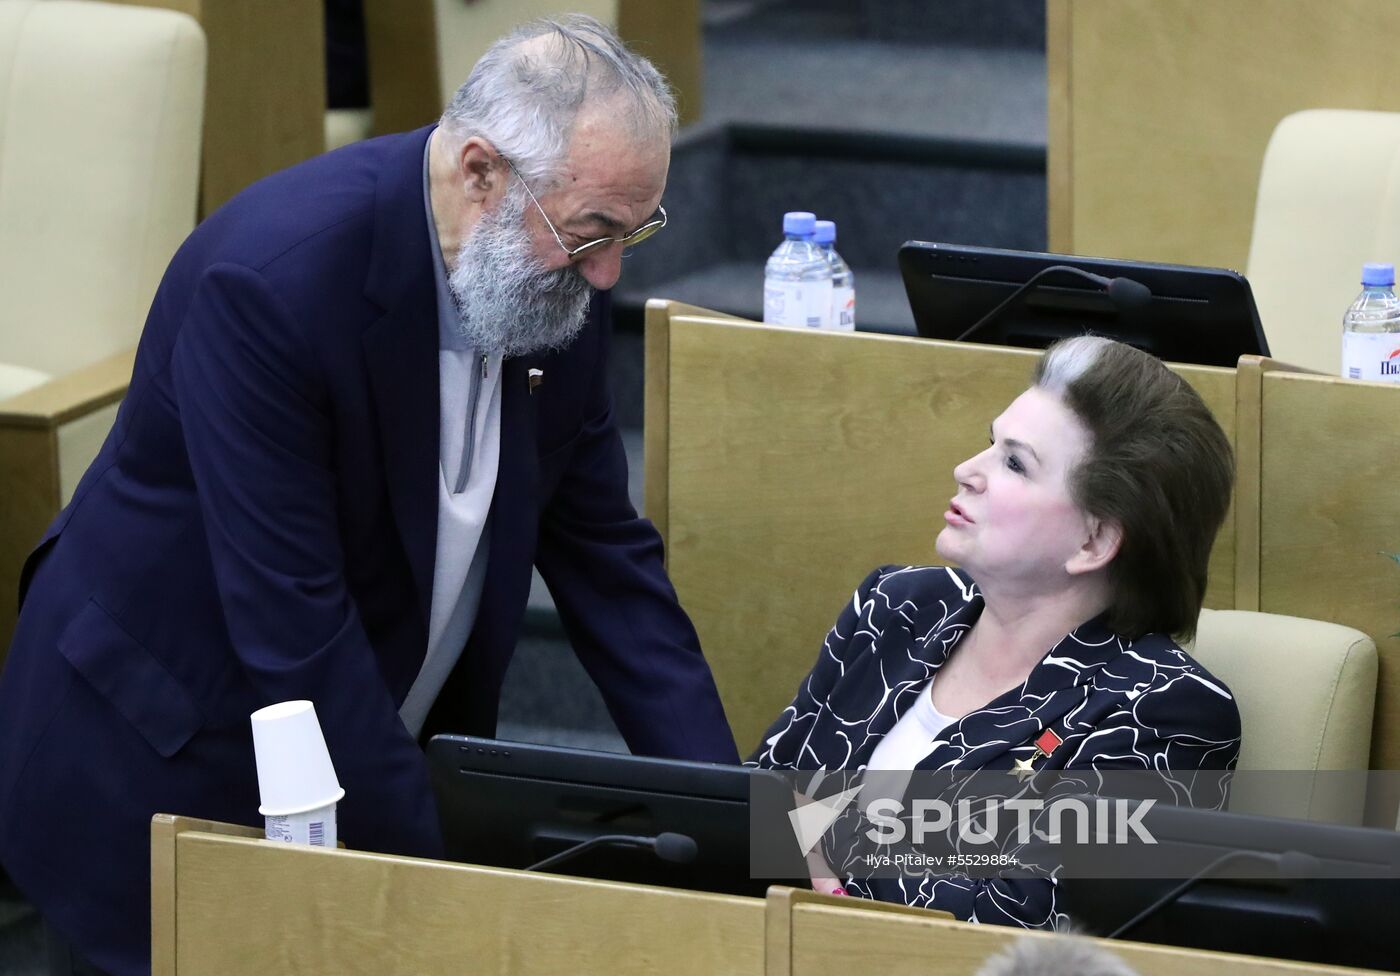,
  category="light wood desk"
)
[151,815,765,976]
[153,816,1392,976]
[767,887,1391,976]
